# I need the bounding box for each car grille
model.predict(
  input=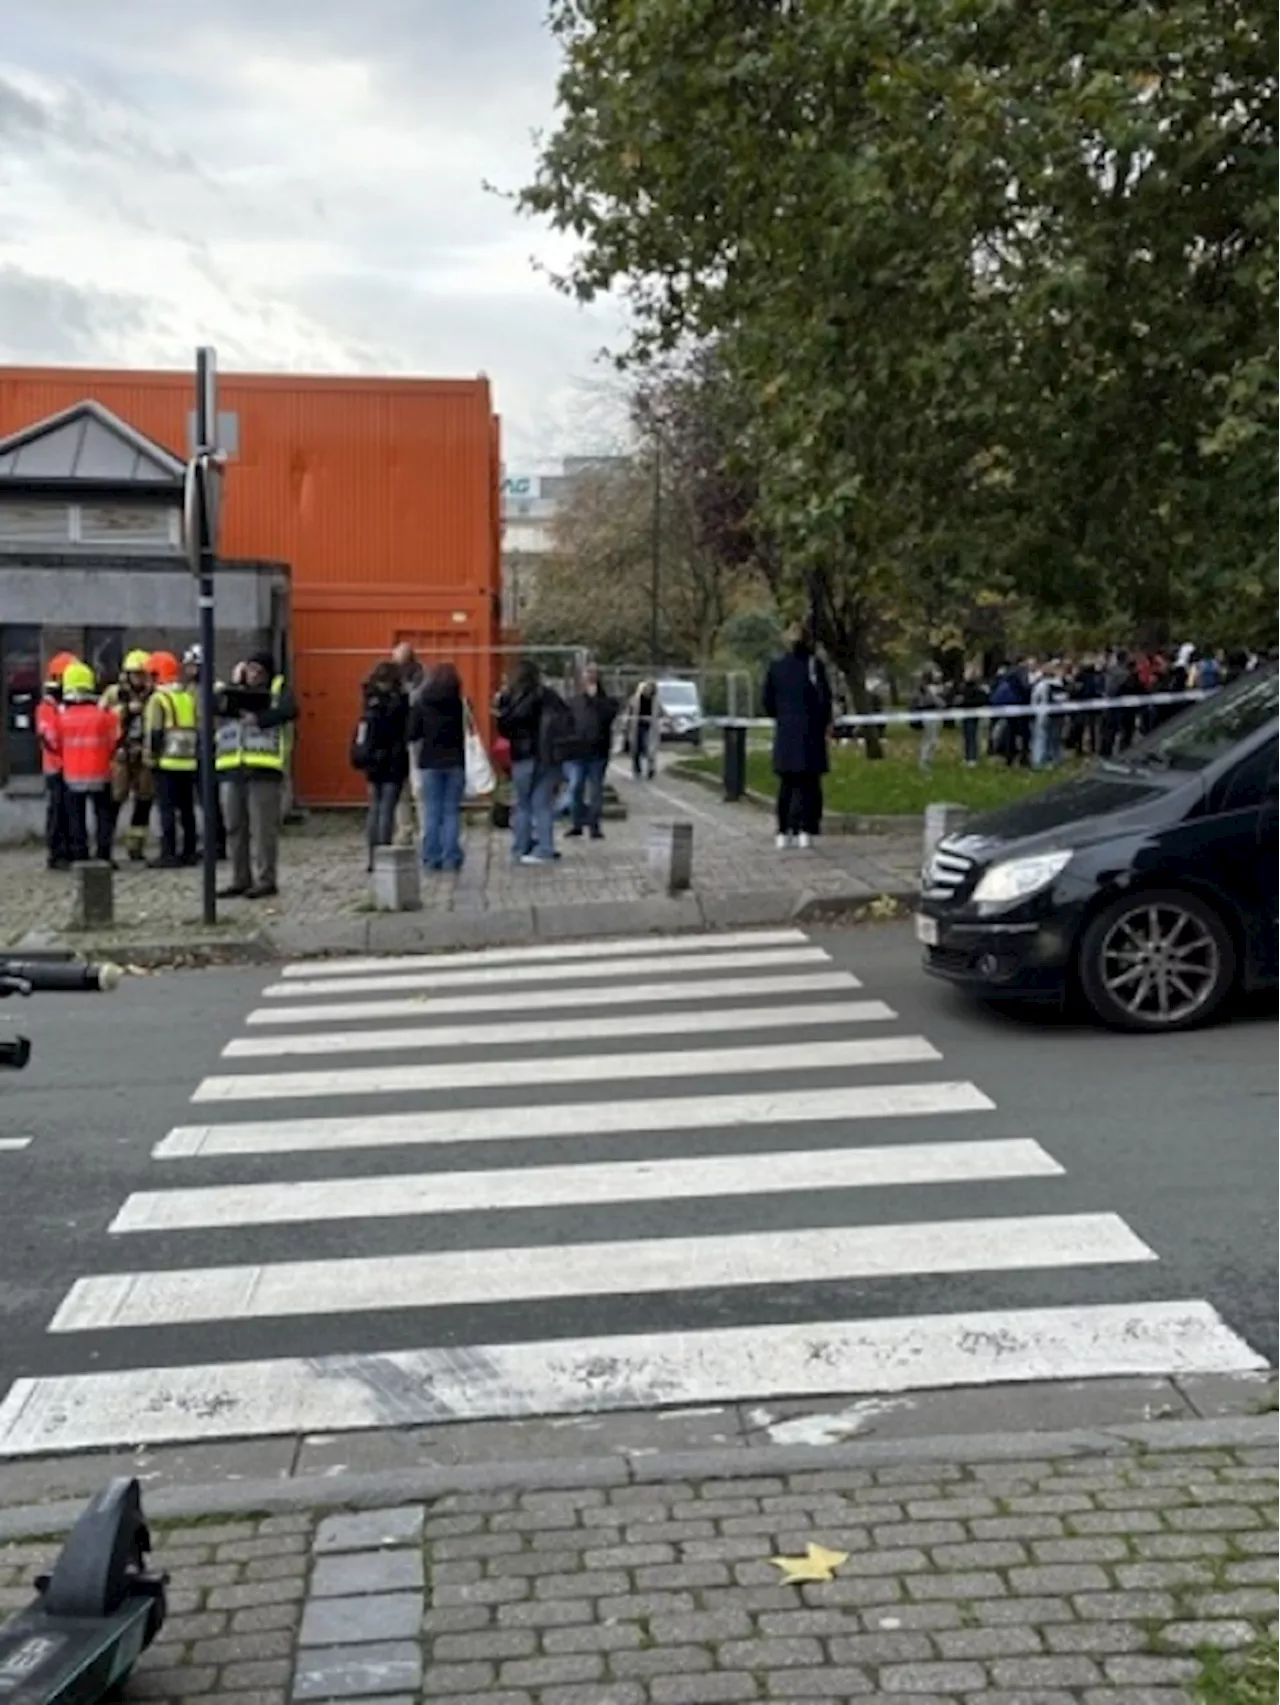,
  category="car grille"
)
[922,841,976,901]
